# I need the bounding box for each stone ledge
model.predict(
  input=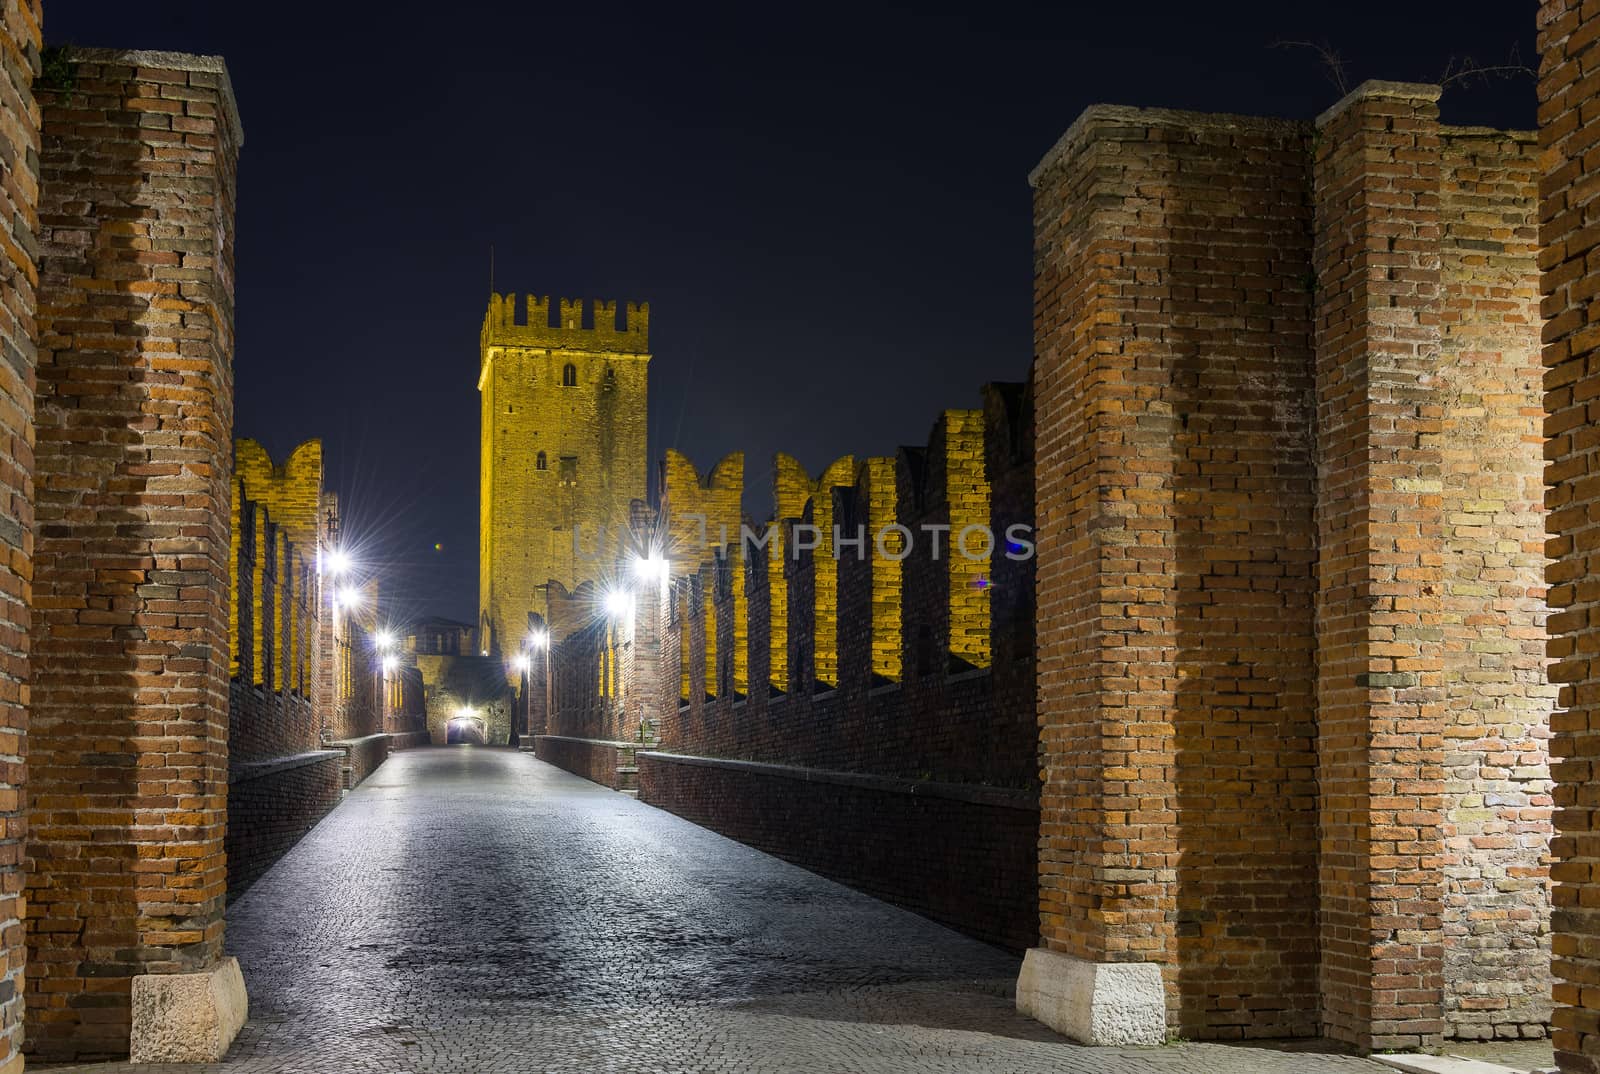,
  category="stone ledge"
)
[130,957,248,1062]
[67,47,244,147]
[228,749,341,786]
[1015,948,1165,1046]
[538,734,635,748]
[330,733,389,749]
[638,751,1038,812]
[1315,78,1442,128]
[1029,102,1312,188]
